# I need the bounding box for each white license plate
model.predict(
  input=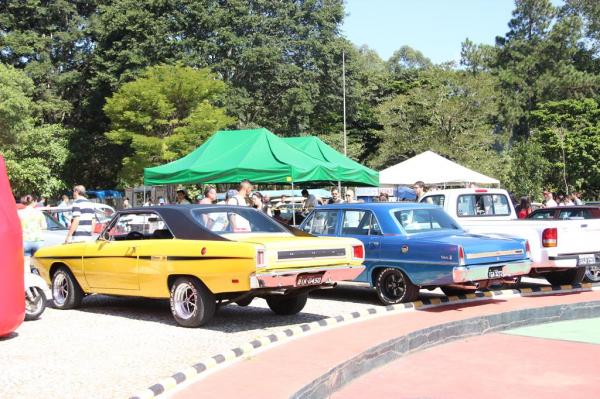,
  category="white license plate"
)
[296,273,323,287]
[578,254,596,266]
